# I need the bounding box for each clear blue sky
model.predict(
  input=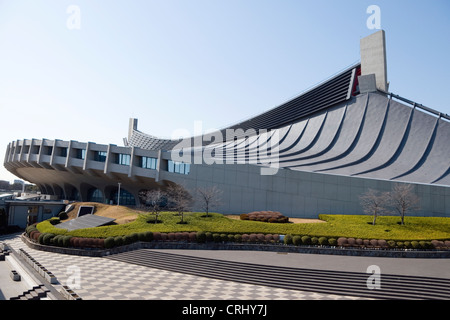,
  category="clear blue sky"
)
[1,0,449,183]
